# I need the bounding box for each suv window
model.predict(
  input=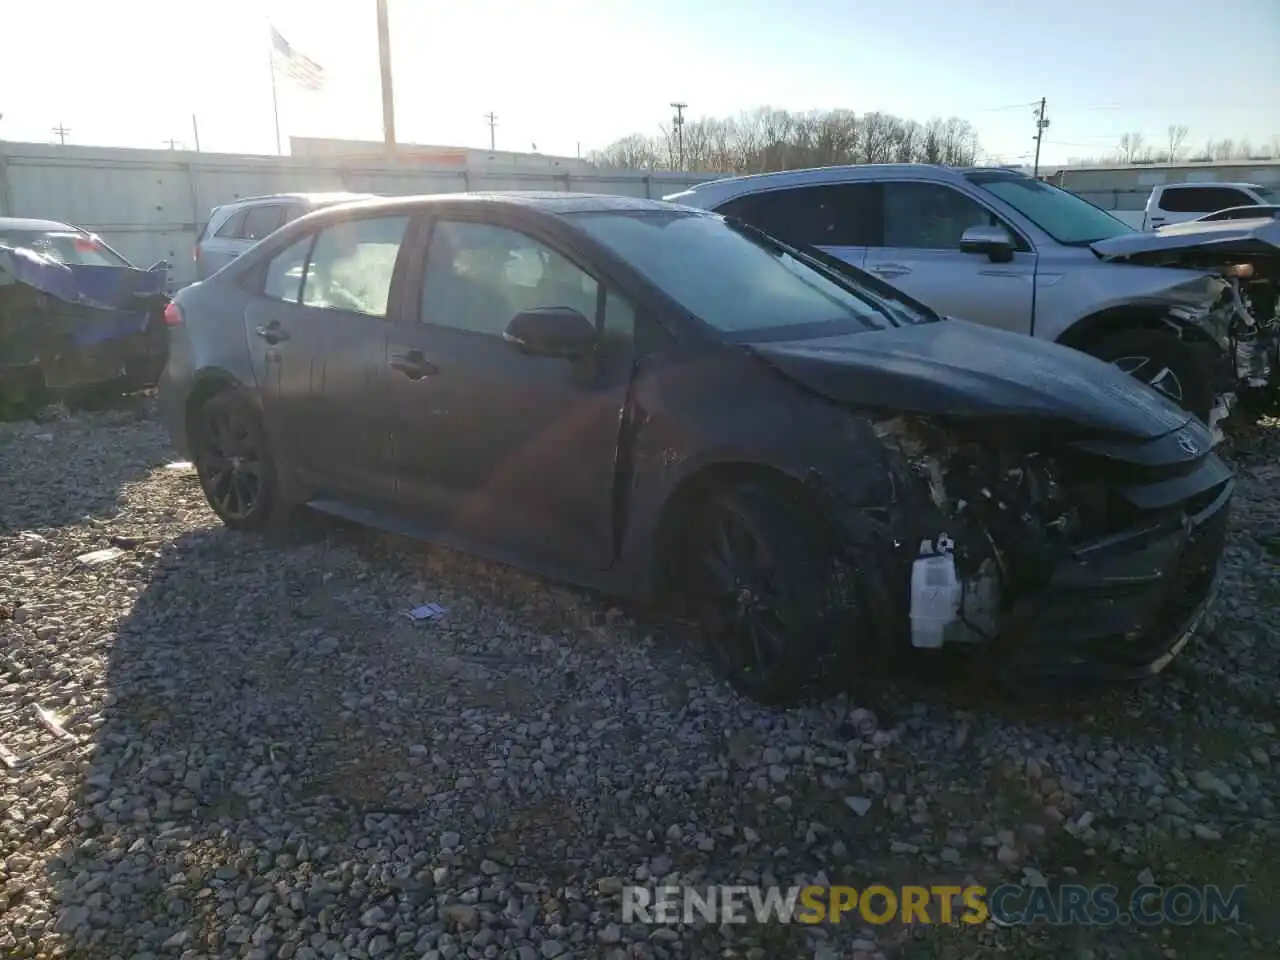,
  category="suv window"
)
[213,209,248,239]
[301,215,410,317]
[718,183,880,247]
[1158,187,1255,213]
[262,236,313,303]
[242,204,285,241]
[421,220,603,337]
[882,182,998,250]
